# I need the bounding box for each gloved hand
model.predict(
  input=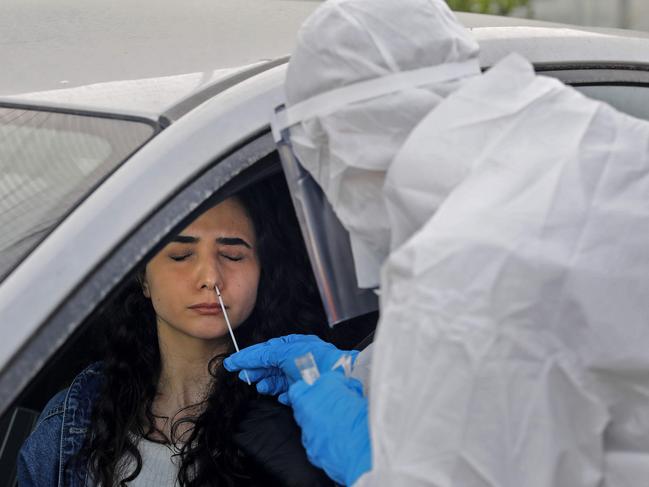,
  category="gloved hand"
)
[288,370,371,486]
[224,334,358,403]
